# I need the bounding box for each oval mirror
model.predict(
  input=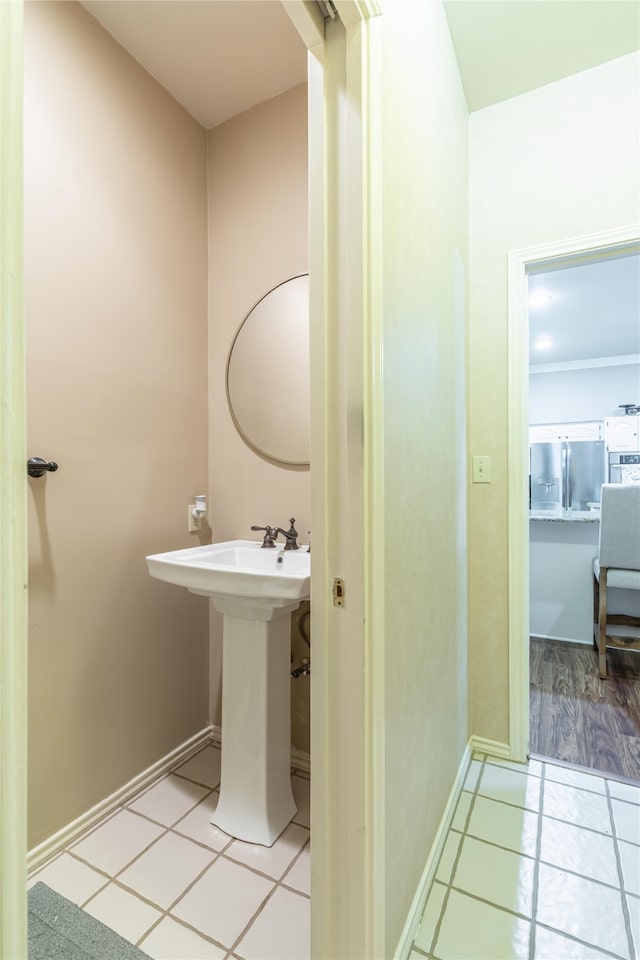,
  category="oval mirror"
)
[226,274,309,465]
